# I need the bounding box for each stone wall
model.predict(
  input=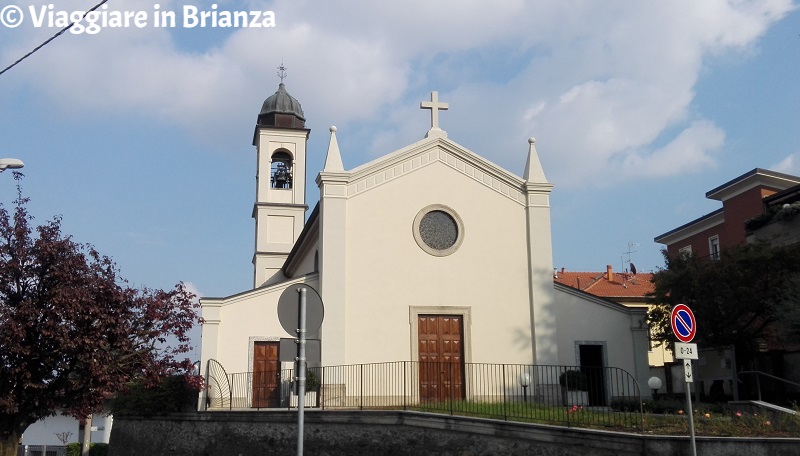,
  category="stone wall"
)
[108,411,800,456]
